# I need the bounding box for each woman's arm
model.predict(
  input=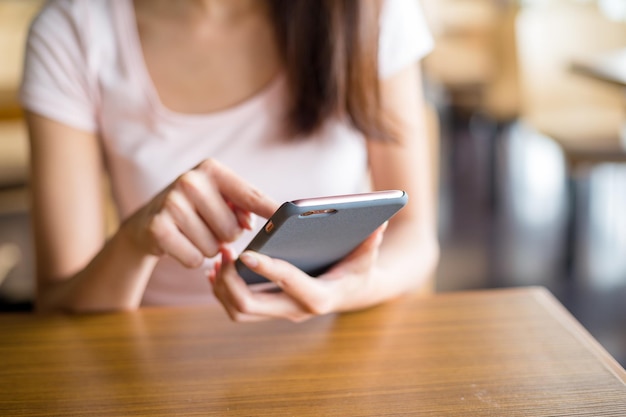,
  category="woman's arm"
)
[359,62,440,303]
[211,62,439,321]
[27,113,159,312]
[27,113,278,313]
